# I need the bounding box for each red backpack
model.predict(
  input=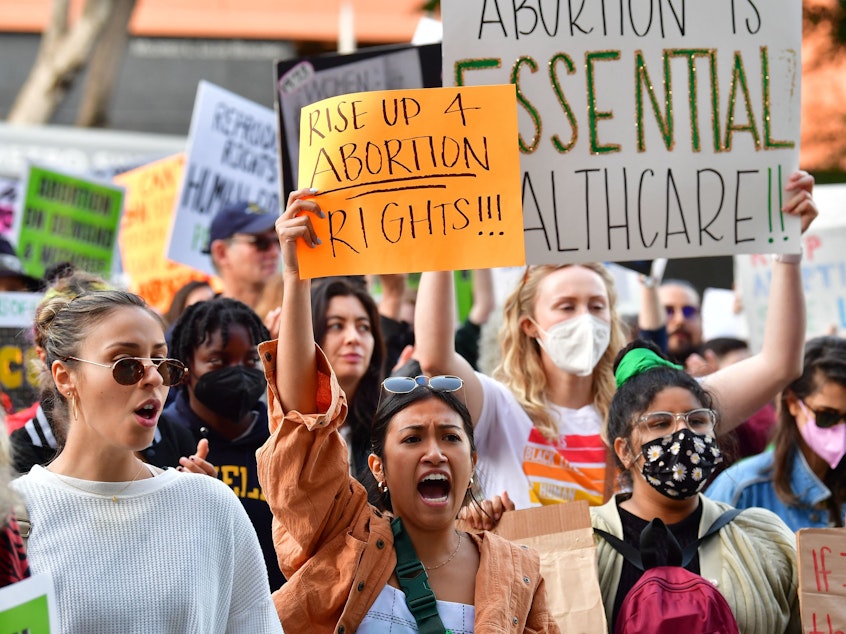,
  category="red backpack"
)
[594,509,741,634]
